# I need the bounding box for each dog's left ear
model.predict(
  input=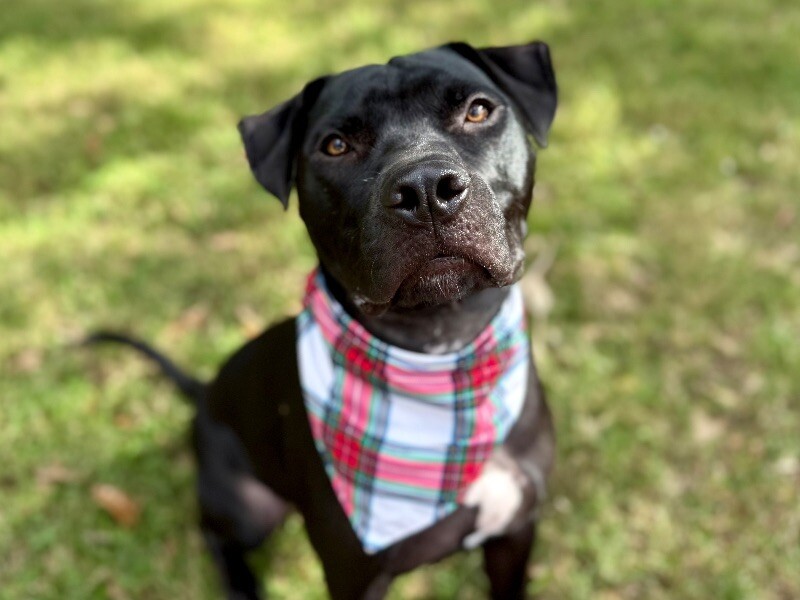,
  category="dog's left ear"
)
[238,77,327,208]
[446,41,557,147]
